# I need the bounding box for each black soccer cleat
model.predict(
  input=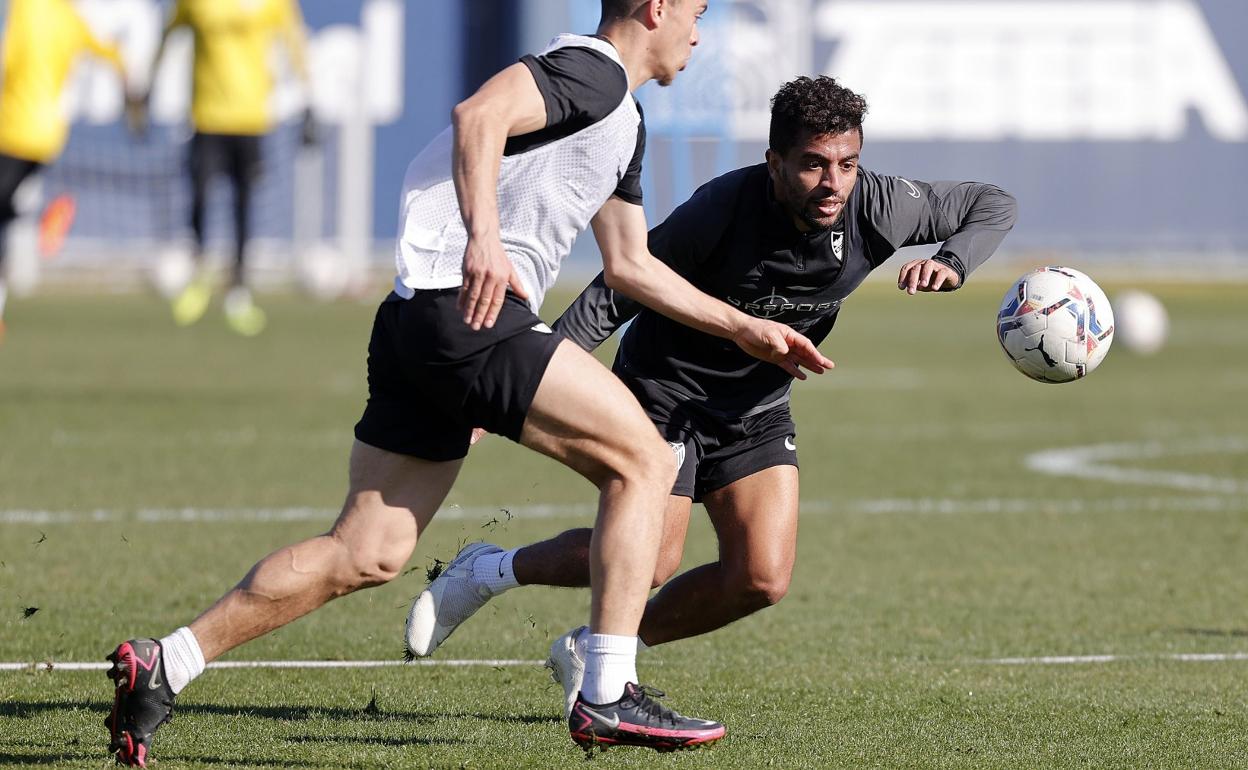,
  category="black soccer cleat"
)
[568,682,726,754]
[105,639,175,767]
